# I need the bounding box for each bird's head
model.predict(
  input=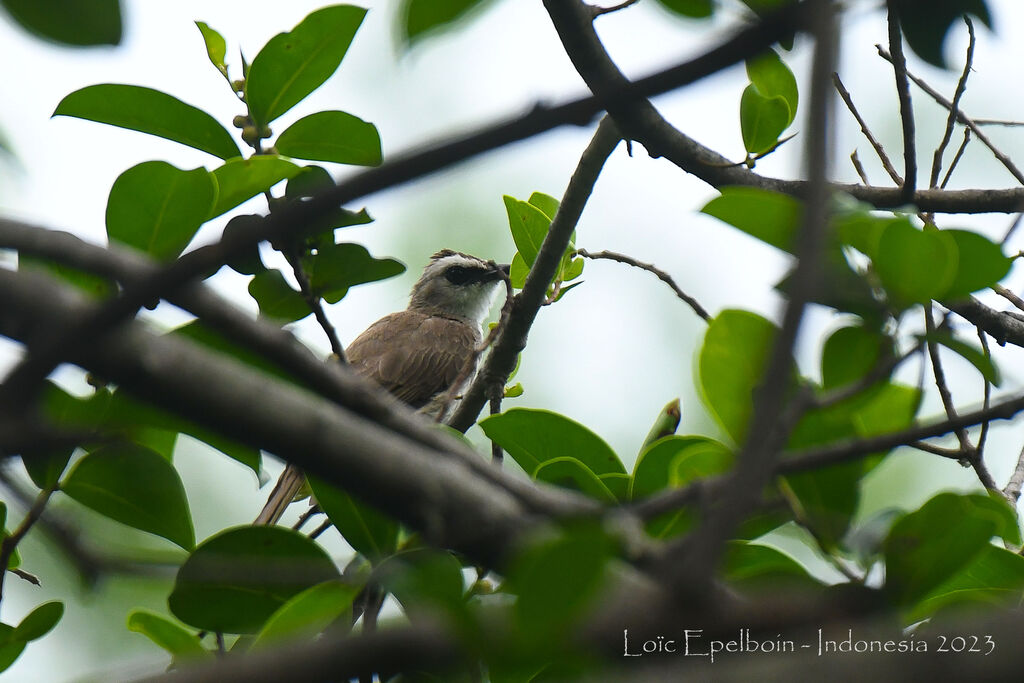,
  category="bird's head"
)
[408,249,509,322]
